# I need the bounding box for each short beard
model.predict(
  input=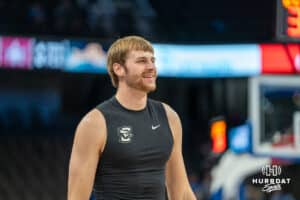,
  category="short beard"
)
[123,65,156,93]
